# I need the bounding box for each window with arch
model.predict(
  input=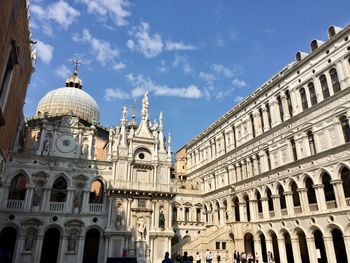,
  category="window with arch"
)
[89,179,104,204]
[340,115,350,143]
[266,188,274,212]
[276,95,284,121]
[8,174,27,200]
[320,74,330,99]
[184,208,190,223]
[172,207,177,222]
[285,90,293,117]
[330,68,340,93]
[341,167,350,198]
[258,108,264,131]
[277,184,286,209]
[322,172,335,202]
[243,196,250,222]
[305,177,317,205]
[233,197,240,222]
[266,103,272,128]
[290,138,297,161]
[291,181,301,207]
[265,149,271,171]
[256,191,262,214]
[196,208,201,223]
[308,82,317,106]
[299,88,308,110]
[307,131,316,155]
[50,176,68,202]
